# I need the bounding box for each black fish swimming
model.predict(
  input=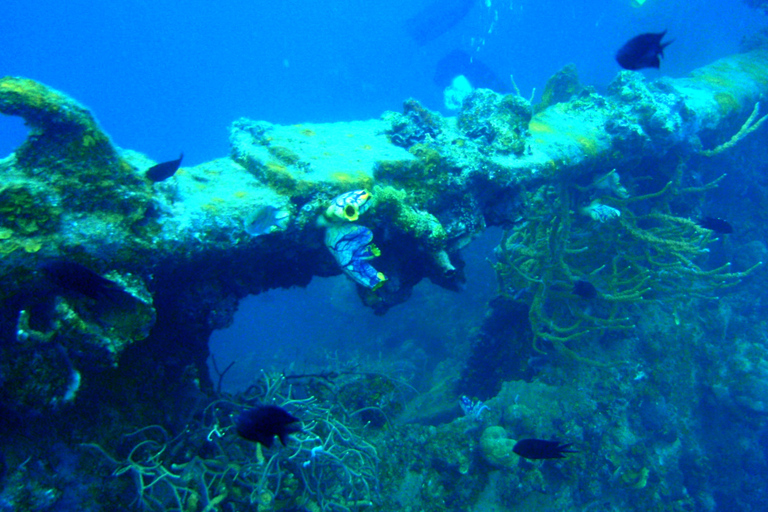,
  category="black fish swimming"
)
[406,0,475,46]
[697,216,733,234]
[513,438,576,460]
[235,405,301,447]
[41,260,122,301]
[572,279,598,299]
[434,49,510,92]
[616,31,673,70]
[146,153,183,182]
